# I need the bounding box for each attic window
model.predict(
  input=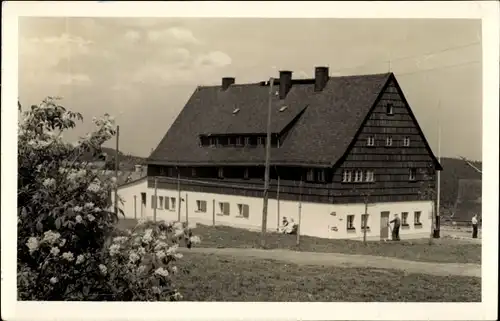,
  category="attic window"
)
[279,106,288,112]
[386,103,394,115]
[233,108,240,114]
